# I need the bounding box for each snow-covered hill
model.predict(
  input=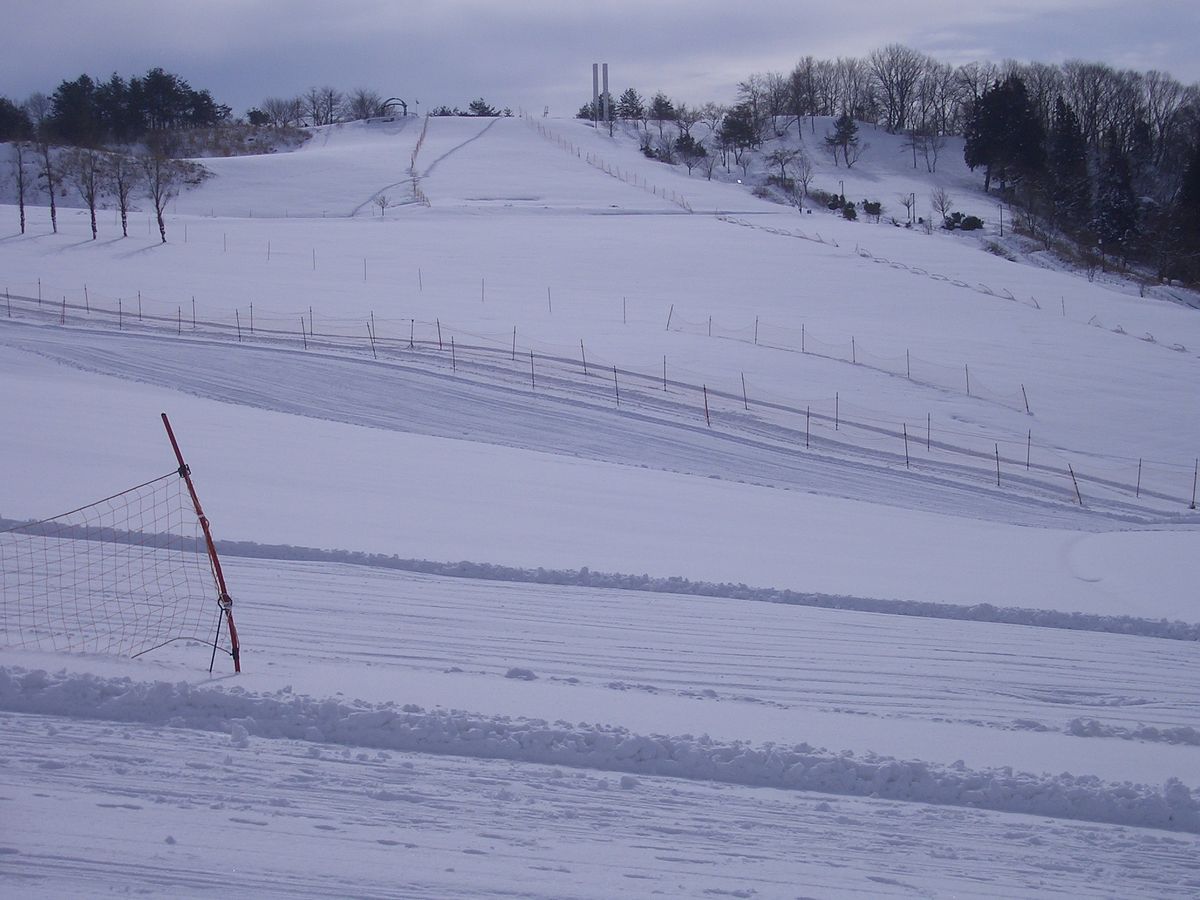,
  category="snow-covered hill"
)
[1,116,1198,897]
